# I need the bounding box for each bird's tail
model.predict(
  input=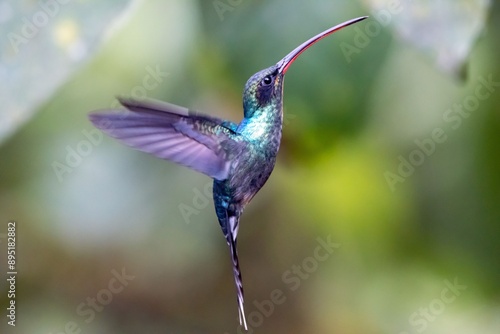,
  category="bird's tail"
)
[226,215,248,330]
